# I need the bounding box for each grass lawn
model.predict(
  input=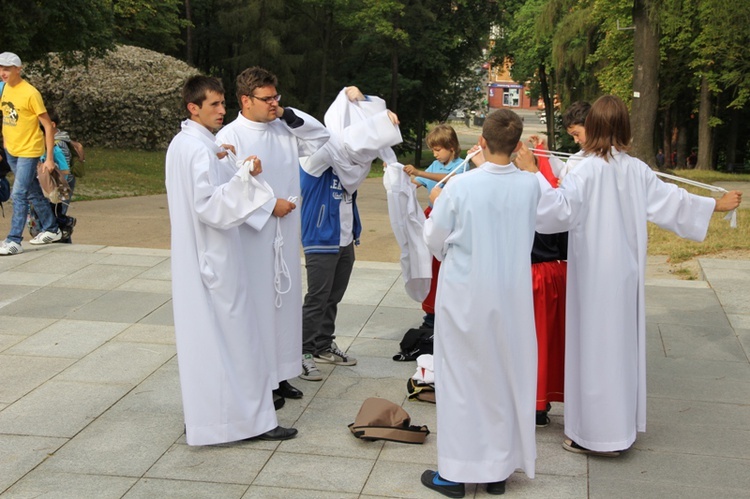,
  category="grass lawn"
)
[70,148,749,271]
